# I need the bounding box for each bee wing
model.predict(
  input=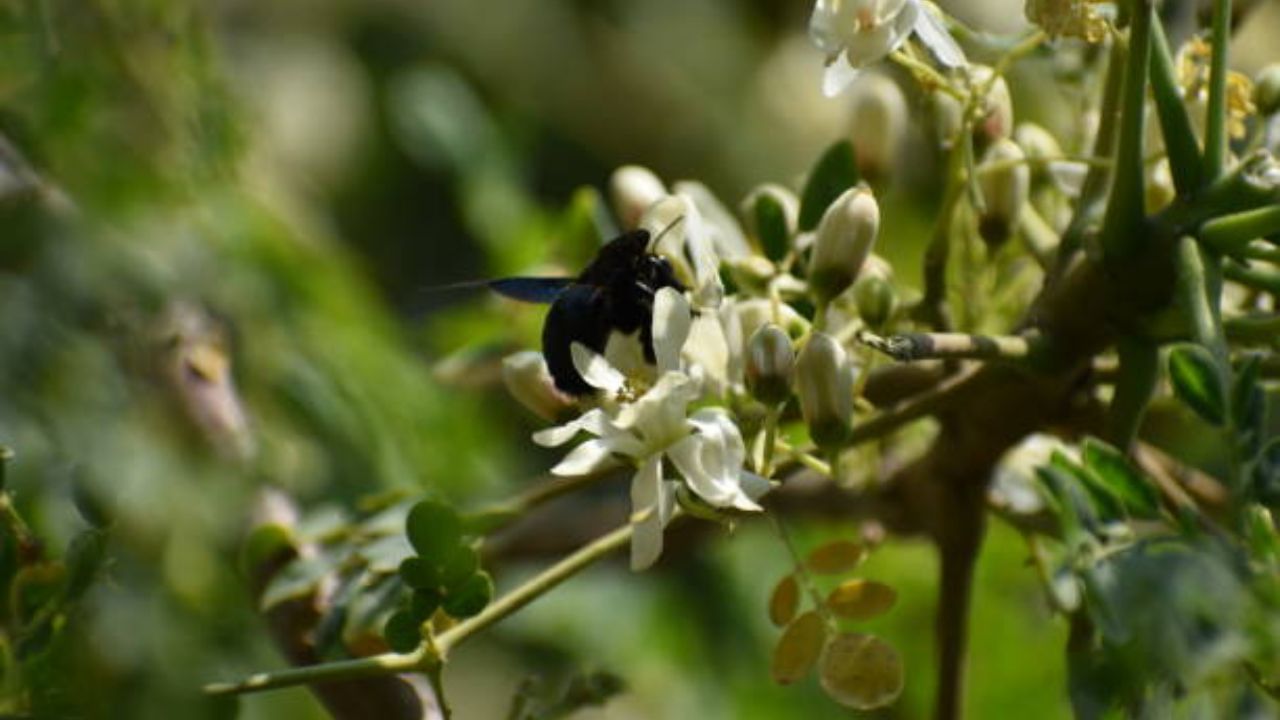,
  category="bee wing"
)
[487,277,573,304]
